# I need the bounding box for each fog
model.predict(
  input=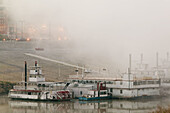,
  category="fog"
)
[8,0,170,73]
